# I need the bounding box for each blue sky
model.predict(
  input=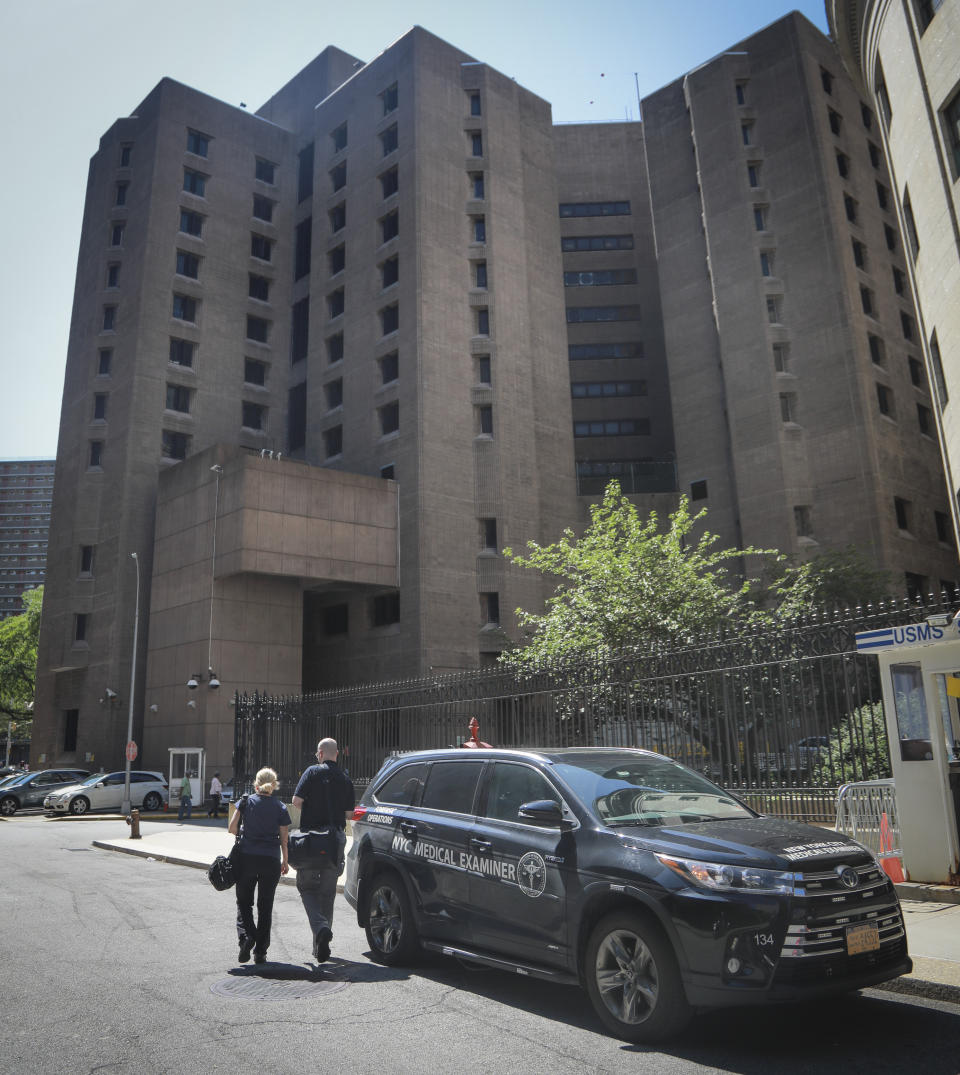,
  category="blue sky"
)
[0,0,830,459]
